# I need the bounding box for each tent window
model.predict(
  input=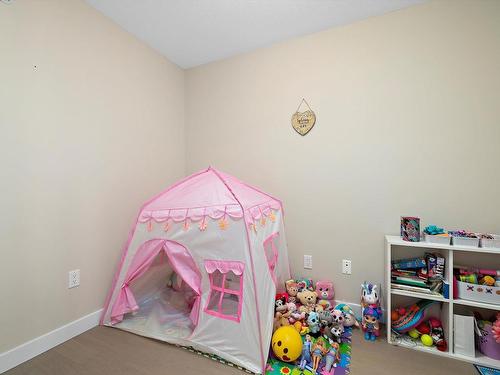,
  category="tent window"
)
[204,261,244,322]
[263,232,279,286]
